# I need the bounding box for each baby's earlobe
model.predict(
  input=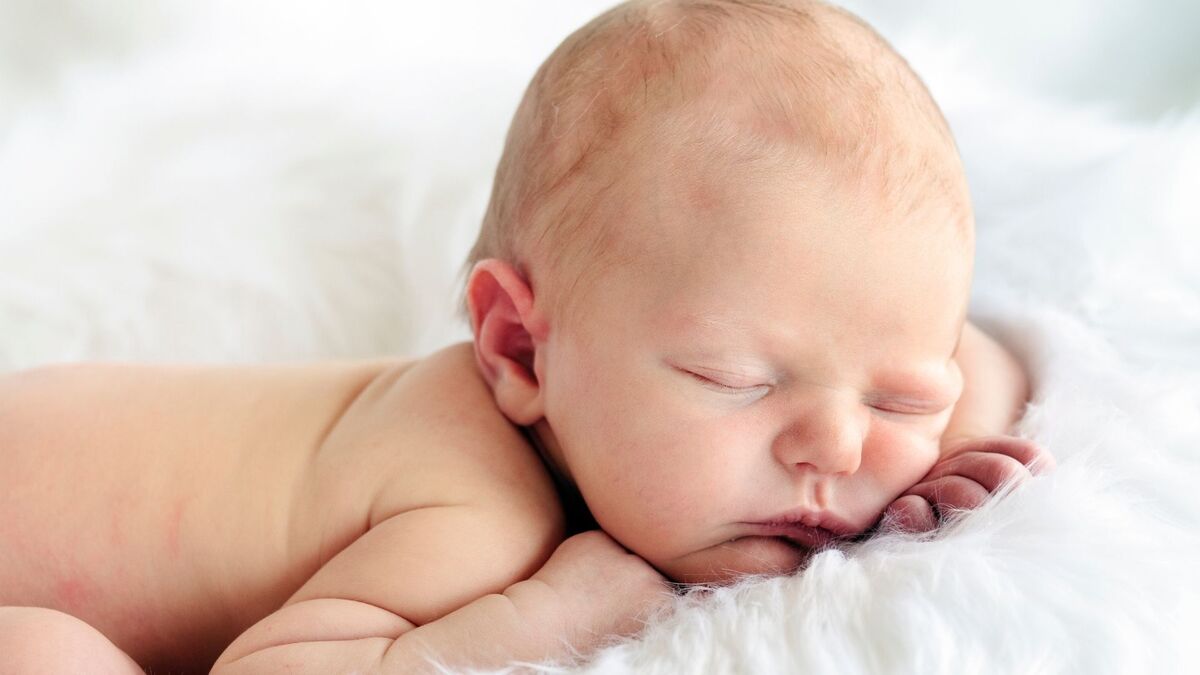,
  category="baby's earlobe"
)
[492,365,545,426]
